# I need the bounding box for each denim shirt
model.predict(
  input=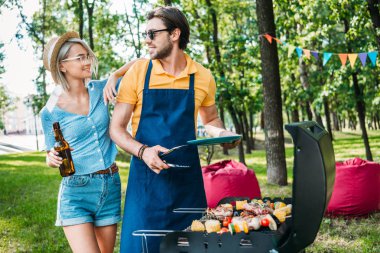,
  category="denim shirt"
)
[40,79,120,175]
